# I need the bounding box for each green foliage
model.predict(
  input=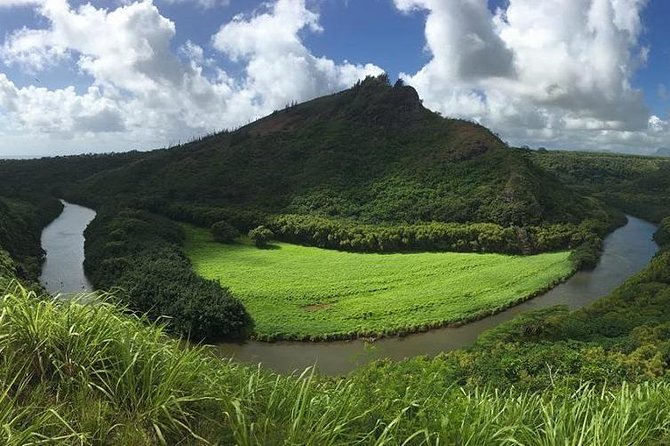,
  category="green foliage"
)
[0,195,62,280]
[0,152,144,199]
[0,249,18,290]
[269,213,605,254]
[569,238,603,270]
[654,217,670,246]
[532,150,670,222]
[185,225,574,340]
[210,220,240,243]
[84,208,252,341]
[248,225,274,248]
[59,81,603,233]
[0,284,220,444]
[136,200,618,256]
[1,282,670,444]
